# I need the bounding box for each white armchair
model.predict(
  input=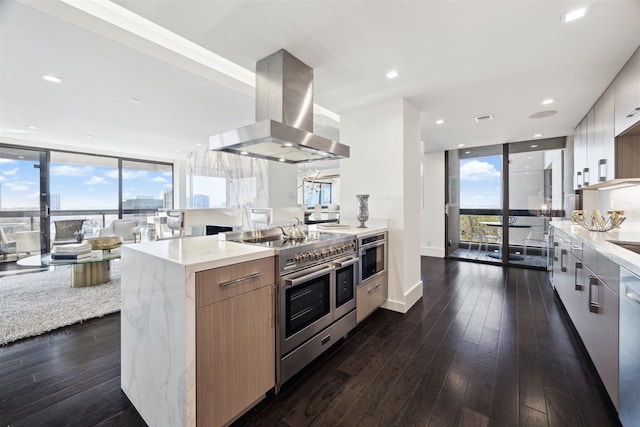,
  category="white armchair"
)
[98,219,141,243]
